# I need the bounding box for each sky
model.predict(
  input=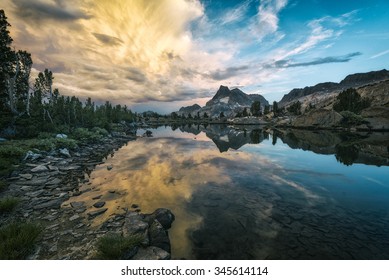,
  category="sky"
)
[2,0,389,113]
